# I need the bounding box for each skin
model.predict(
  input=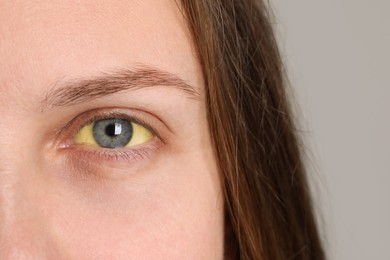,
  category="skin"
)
[0,0,224,259]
